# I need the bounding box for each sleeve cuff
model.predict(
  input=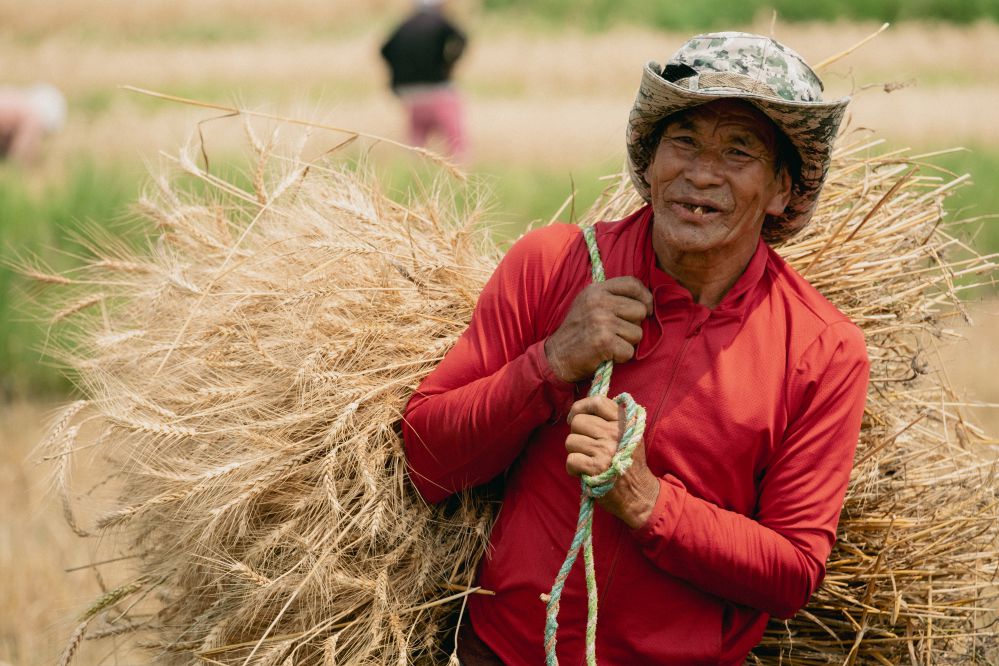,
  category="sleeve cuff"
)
[526,339,578,420]
[632,475,688,548]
